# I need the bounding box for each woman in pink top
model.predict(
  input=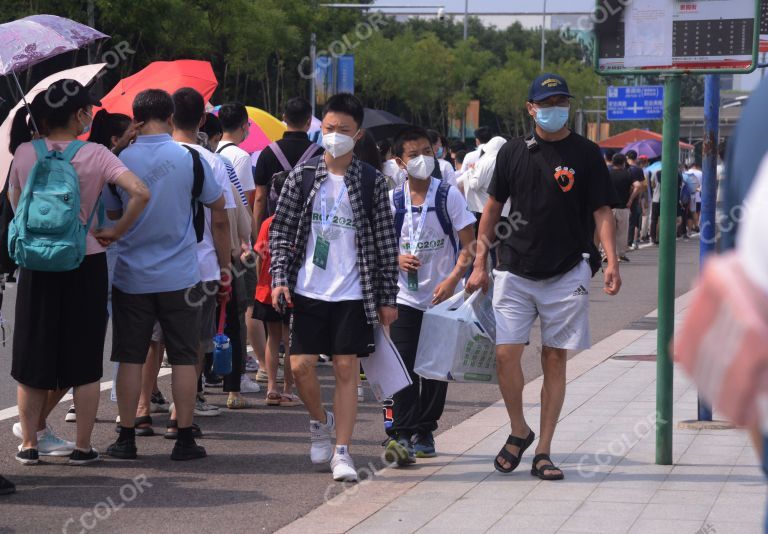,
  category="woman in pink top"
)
[8,80,149,467]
